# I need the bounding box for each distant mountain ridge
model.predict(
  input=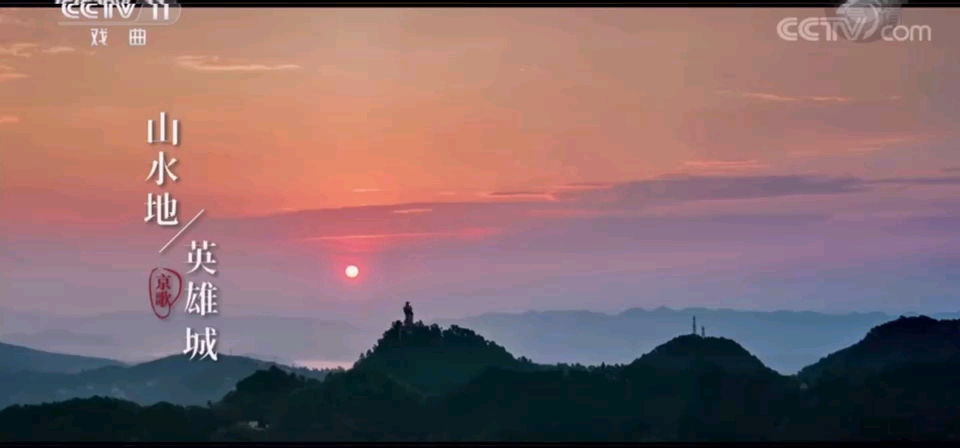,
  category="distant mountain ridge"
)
[440,307,912,373]
[0,308,366,365]
[0,351,338,408]
[3,315,960,441]
[5,306,958,375]
[0,341,123,374]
